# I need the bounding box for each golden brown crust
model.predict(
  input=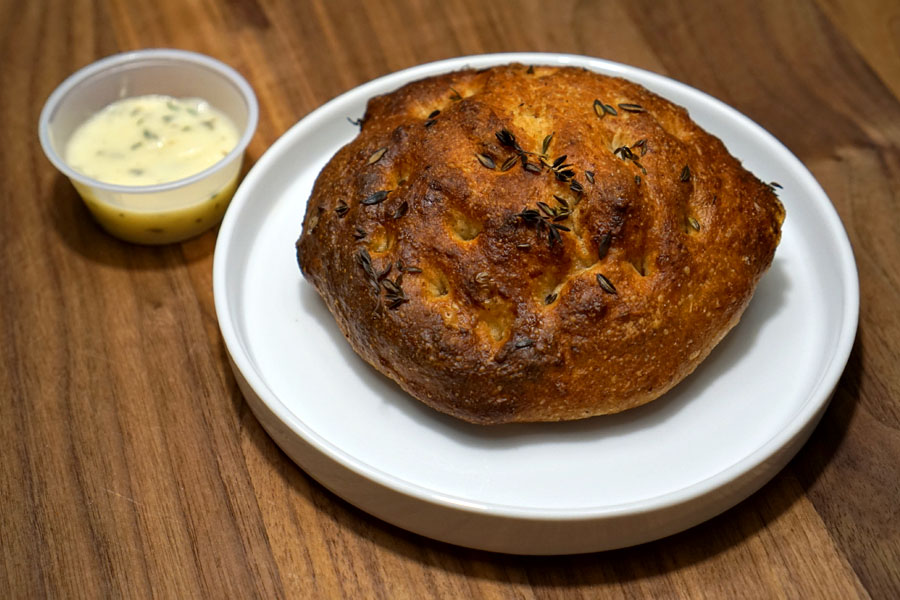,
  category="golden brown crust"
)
[296,64,785,424]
